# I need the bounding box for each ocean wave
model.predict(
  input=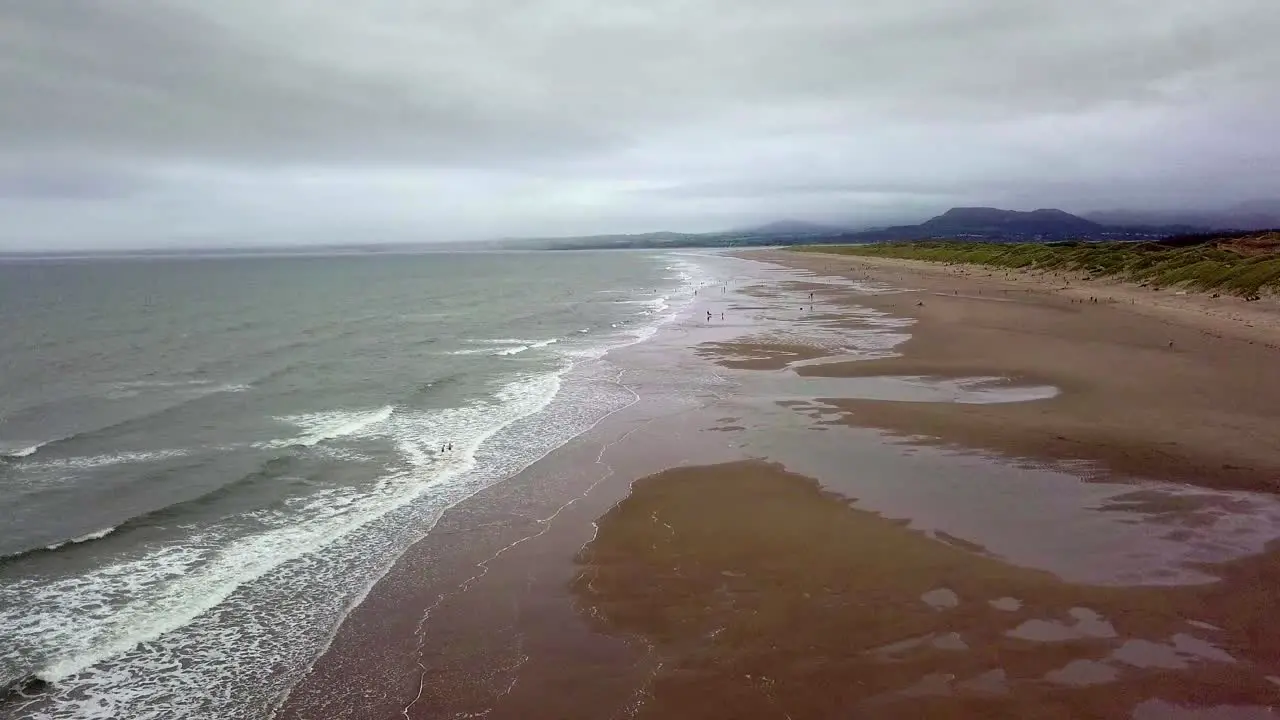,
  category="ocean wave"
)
[406,372,464,401]
[112,380,212,389]
[495,338,557,355]
[493,345,530,356]
[451,338,558,357]
[0,526,123,566]
[10,383,252,460]
[1,454,303,567]
[638,295,671,315]
[560,256,707,361]
[1,442,45,459]
[0,373,576,690]
[19,449,190,476]
[266,406,395,449]
[105,380,250,397]
[109,455,303,530]
[43,527,119,552]
[249,360,308,386]
[0,253,717,716]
